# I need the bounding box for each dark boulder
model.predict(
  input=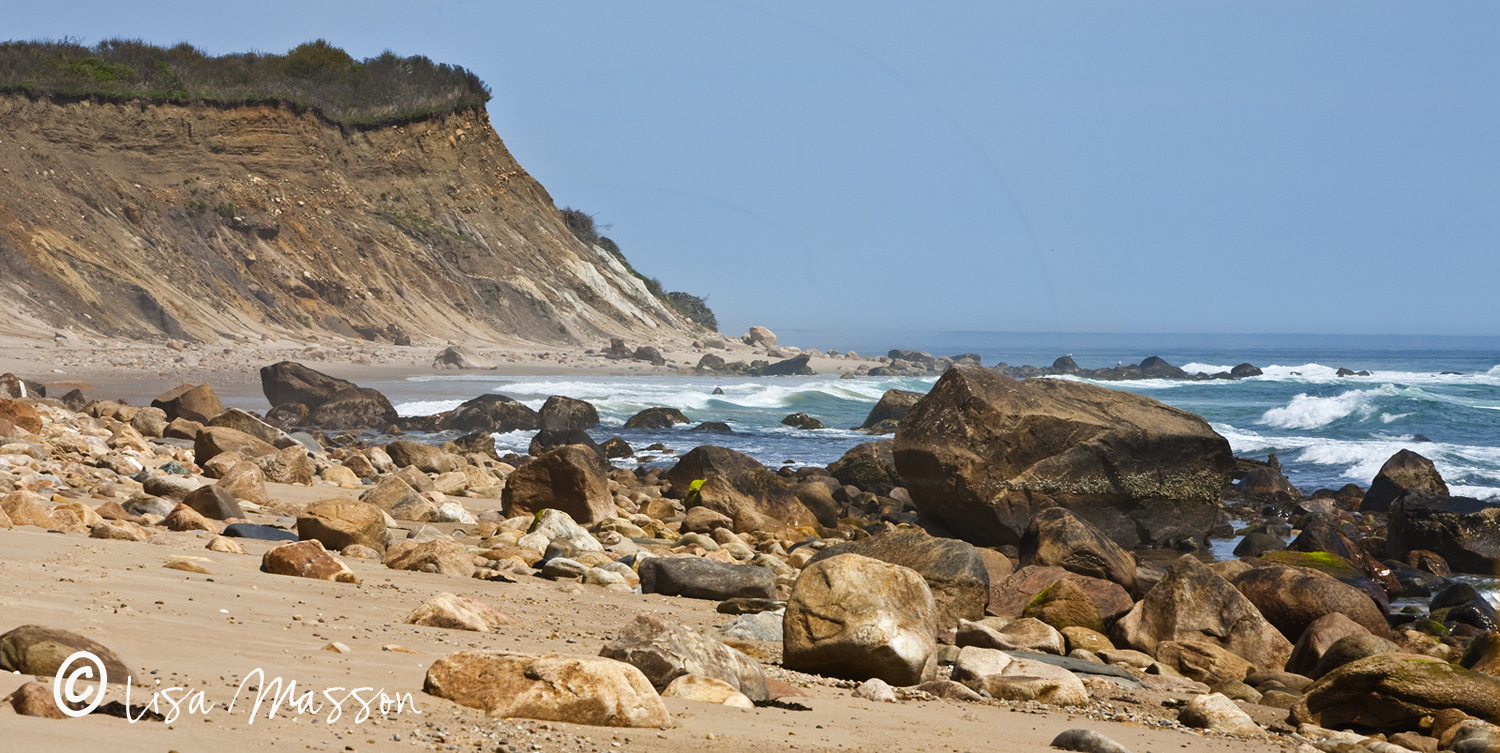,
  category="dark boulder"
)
[858,389,924,430]
[601,437,633,459]
[152,383,225,424]
[1230,564,1392,642]
[436,394,539,433]
[500,445,614,525]
[894,365,1233,548]
[781,413,824,430]
[1387,492,1500,575]
[624,407,690,430]
[633,346,666,366]
[664,446,765,497]
[755,354,815,376]
[689,421,733,434]
[1292,653,1500,730]
[1363,449,1449,513]
[638,557,776,601]
[806,529,990,629]
[1239,466,1300,503]
[1138,356,1187,379]
[1051,356,1081,374]
[182,484,246,520]
[1230,363,1263,379]
[529,428,602,458]
[259,361,398,430]
[1019,507,1137,596]
[538,395,599,431]
[827,440,899,491]
[696,354,726,372]
[1233,531,1288,558]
